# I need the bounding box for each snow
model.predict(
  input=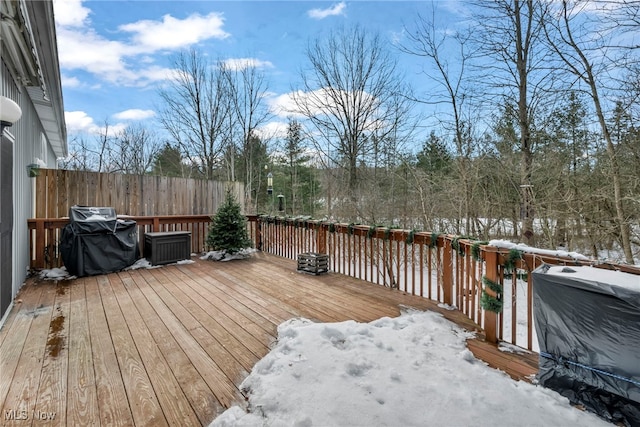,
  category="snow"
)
[543,265,639,292]
[489,239,590,261]
[36,255,196,280]
[211,310,609,427]
[200,248,258,261]
[83,213,112,221]
[39,267,75,280]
